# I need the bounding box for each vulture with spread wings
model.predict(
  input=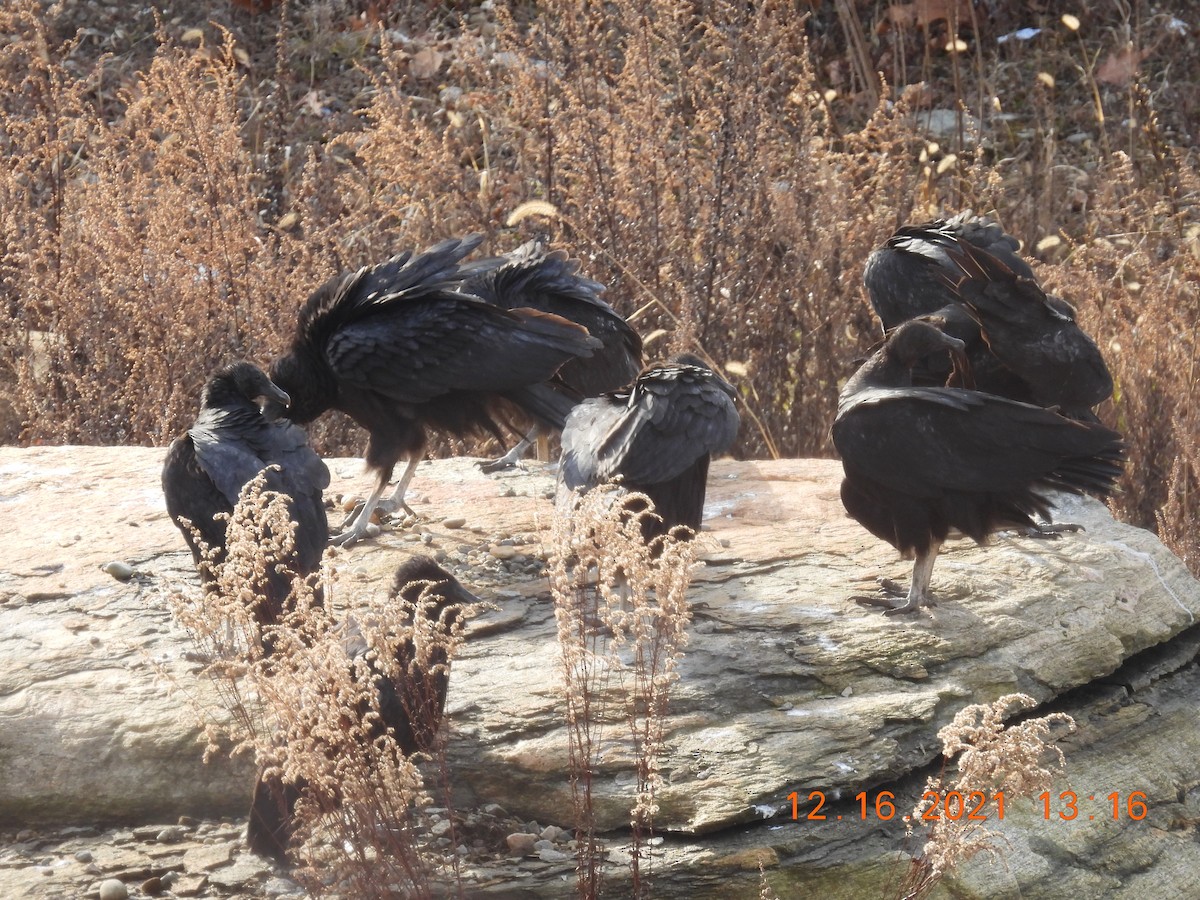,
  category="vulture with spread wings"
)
[266,235,602,545]
[557,354,740,543]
